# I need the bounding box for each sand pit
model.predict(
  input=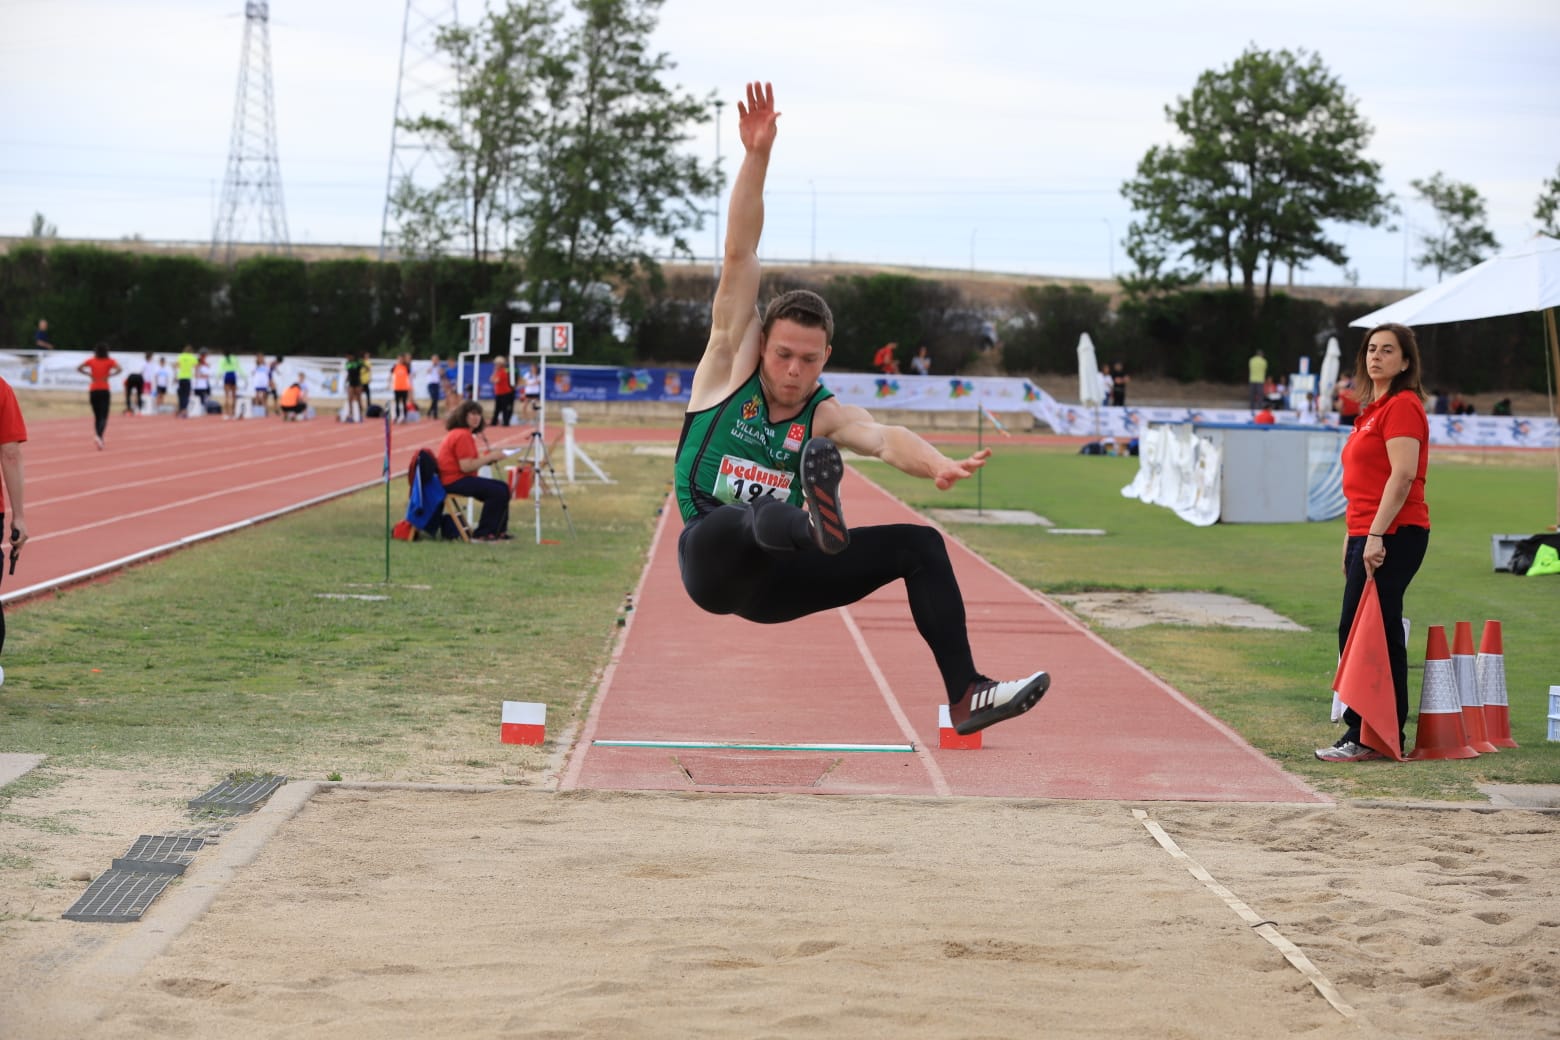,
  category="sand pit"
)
[4,781,1556,1039]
